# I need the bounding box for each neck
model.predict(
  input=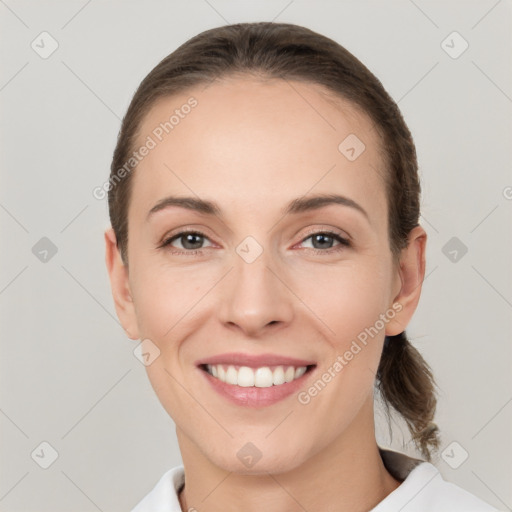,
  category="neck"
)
[176,401,401,512]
